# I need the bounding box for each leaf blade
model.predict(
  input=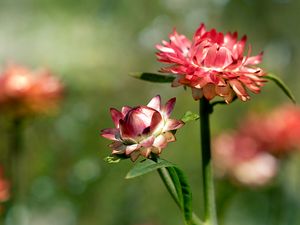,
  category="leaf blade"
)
[125,158,174,179]
[130,72,176,83]
[265,73,296,103]
[181,111,200,123]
